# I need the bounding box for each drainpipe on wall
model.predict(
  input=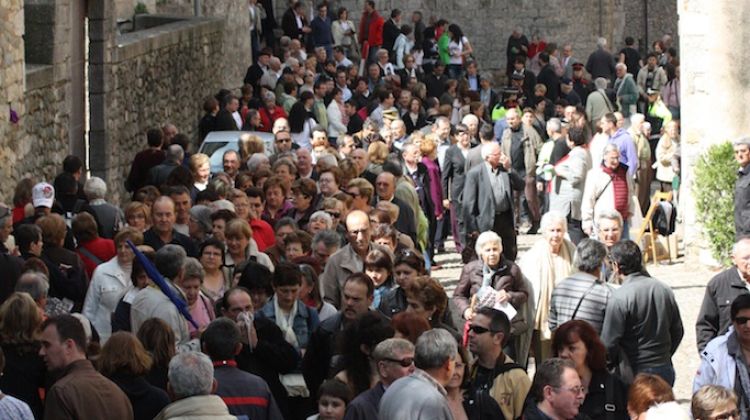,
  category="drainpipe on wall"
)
[643,0,648,54]
[194,0,201,17]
